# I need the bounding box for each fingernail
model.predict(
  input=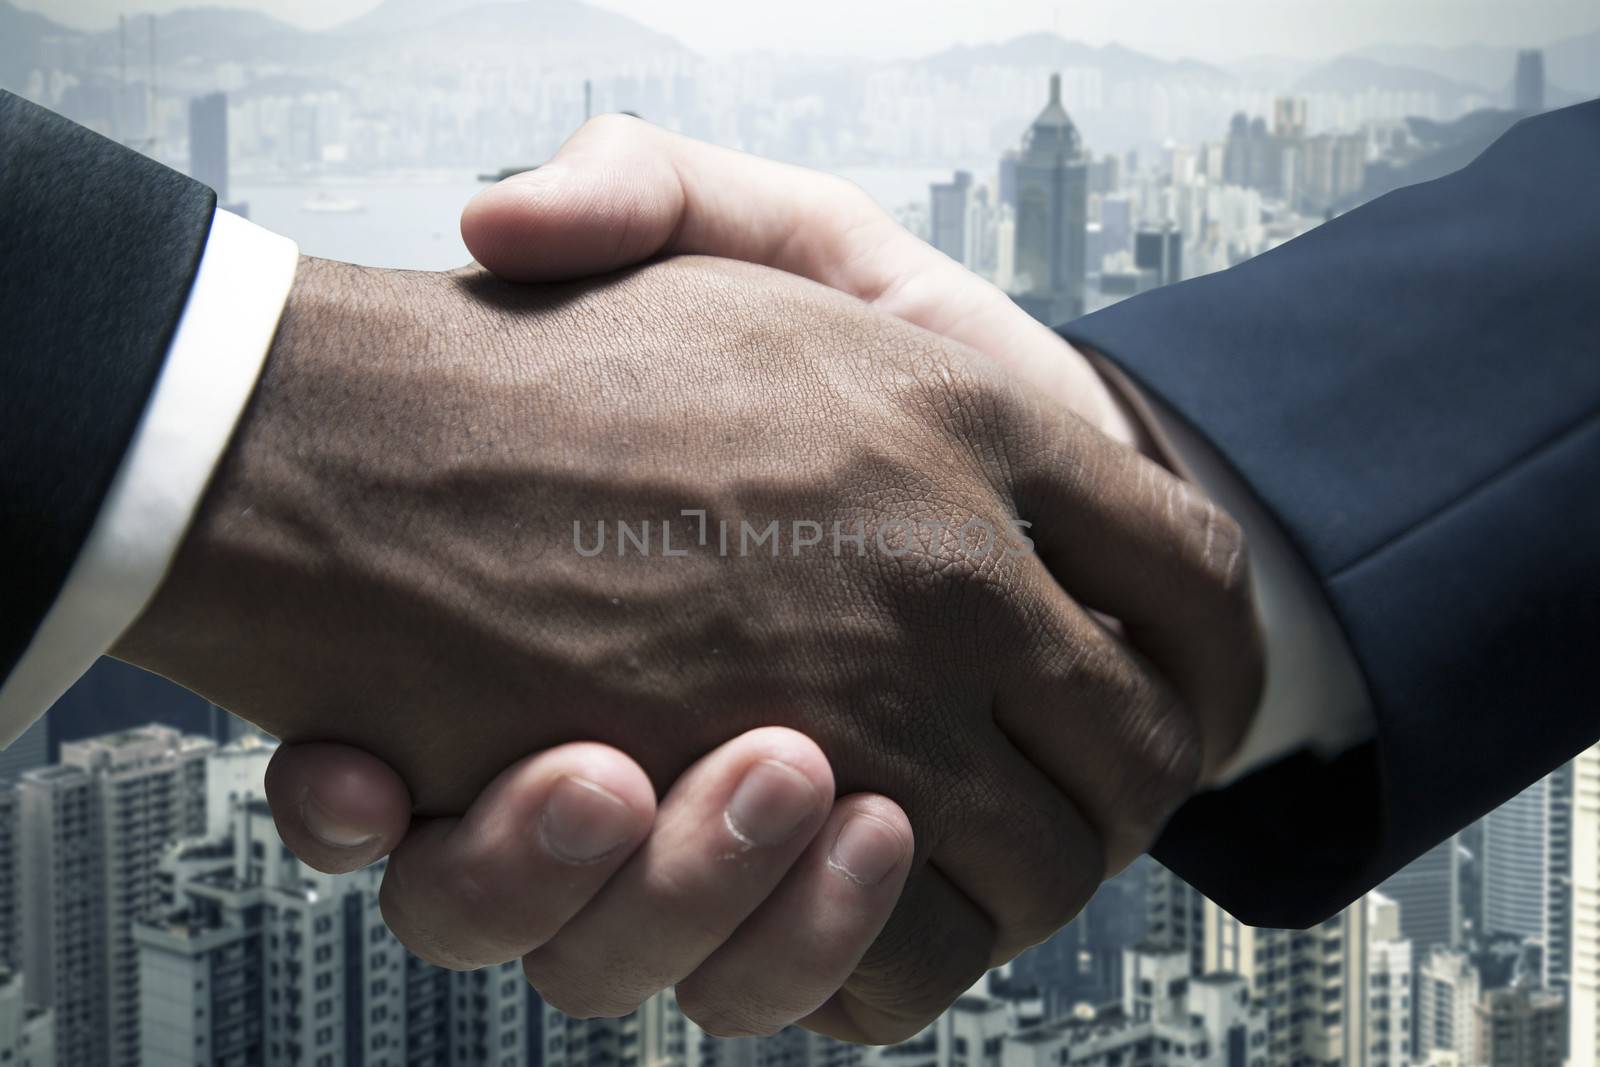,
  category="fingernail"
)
[724,759,819,848]
[301,791,379,850]
[827,814,904,887]
[540,776,637,864]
